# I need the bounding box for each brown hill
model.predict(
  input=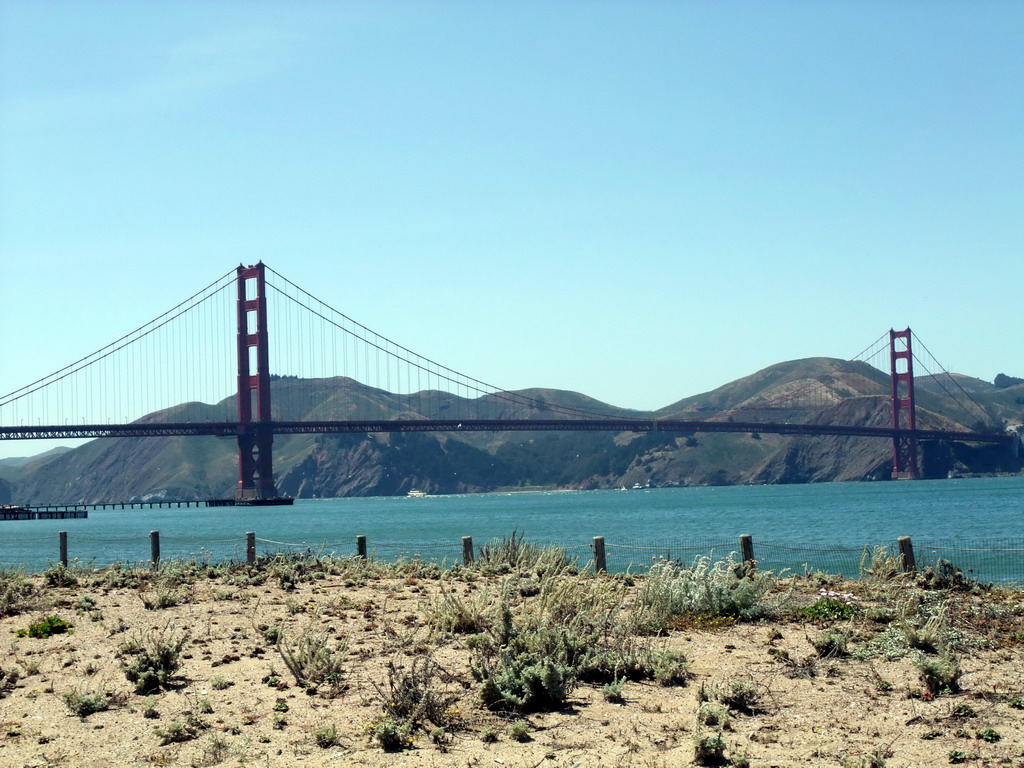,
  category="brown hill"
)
[8,361,1021,504]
